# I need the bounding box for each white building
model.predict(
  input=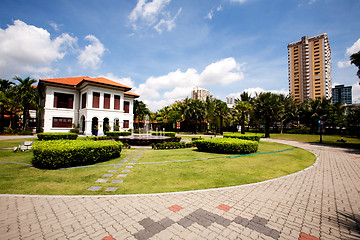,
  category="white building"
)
[38,76,139,136]
[226,96,236,109]
[191,87,210,101]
